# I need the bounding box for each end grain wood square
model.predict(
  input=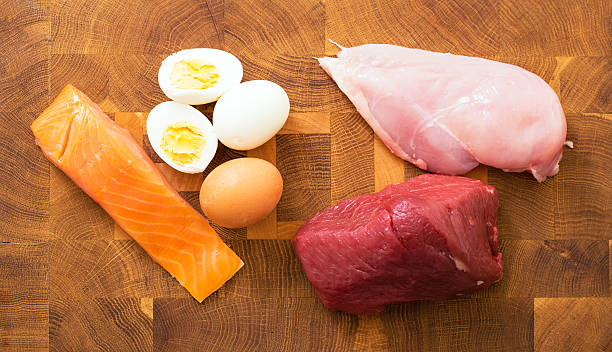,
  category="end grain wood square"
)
[555,114,612,239]
[202,143,246,178]
[324,0,500,56]
[216,240,314,299]
[50,0,223,54]
[153,297,358,352]
[49,239,188,300]
[560,58,612,113]
[331,112,375,203]
[488,169,555,240]
[276,134,331,221]
[50,297,152,351]
[497,0,612,56]
[225,0,325,56]
[239,55,335,113]
[374,136,405,191]
[109,55,167,112]
[0,0,49,115]
[480,240,609,298]
[115,112,146,142]
[0,243,48,351]
[0,113,50,242]
[49,54,110,106]
[50,167,114,241]
[535,298,612,352]
[380,298,534,352]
